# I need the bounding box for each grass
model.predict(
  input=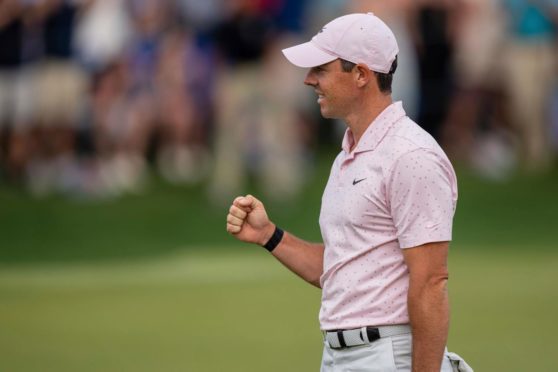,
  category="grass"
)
[0,250,323,372]
[451,167,558,249]
[0,248,557,371]
[448,248,558,371]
